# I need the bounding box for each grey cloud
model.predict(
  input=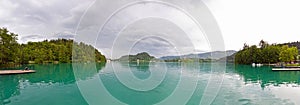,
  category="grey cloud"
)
[51,31,76,39]
[1,0,212,58]
[0,0,93,42]
[95,17,196,58]
[130,37,178,57]
[20,35,46,43]
[20,31,75,43]
[62,1,93,29]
